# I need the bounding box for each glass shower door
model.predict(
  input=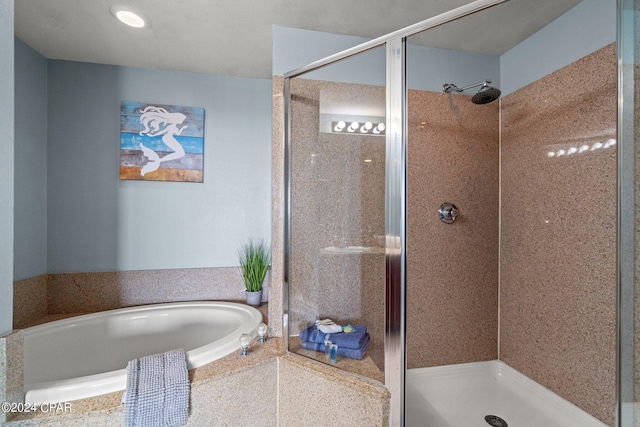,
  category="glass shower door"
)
[285,46,387,382]
[618,1,639,426]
